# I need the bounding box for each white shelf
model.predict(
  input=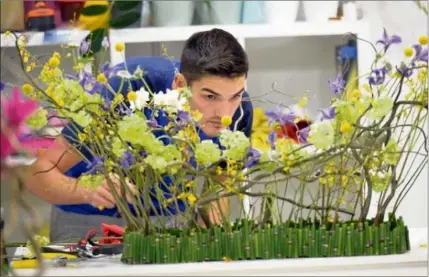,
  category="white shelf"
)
[1,21,369,48]
[109,21,369,44]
